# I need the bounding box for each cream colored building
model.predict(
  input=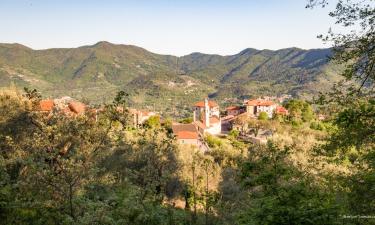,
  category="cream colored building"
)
[193,98,221,135]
